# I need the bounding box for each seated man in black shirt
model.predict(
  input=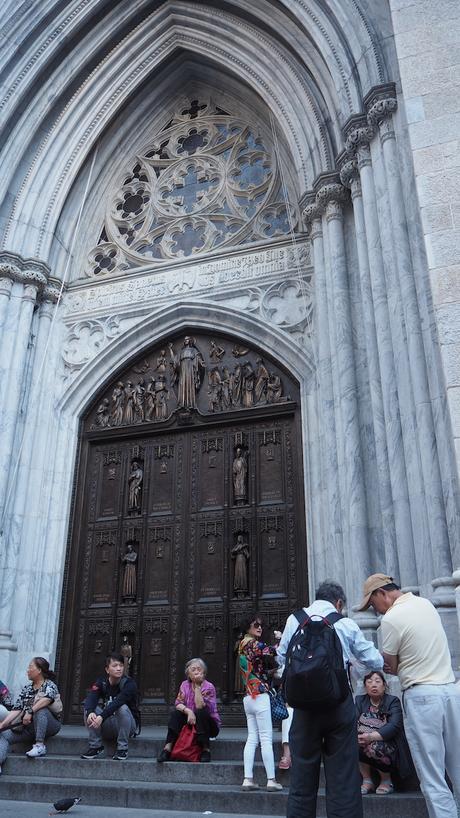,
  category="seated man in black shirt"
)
[81,653,139,760]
